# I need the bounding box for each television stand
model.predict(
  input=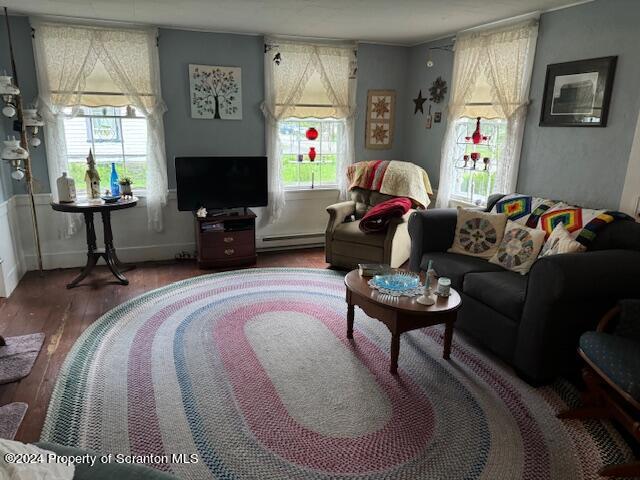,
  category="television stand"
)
[195,209,257,269]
